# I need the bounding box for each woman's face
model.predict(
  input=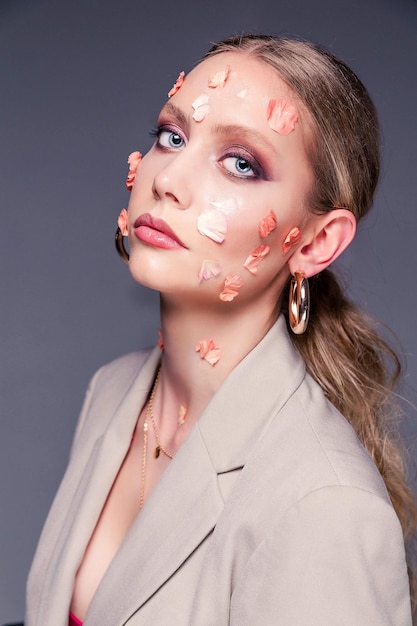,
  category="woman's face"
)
[127,51,314,309]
